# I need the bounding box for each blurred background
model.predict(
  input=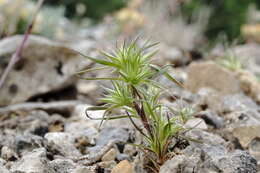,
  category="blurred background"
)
[1,0,260,106]
[1,0,260,47]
